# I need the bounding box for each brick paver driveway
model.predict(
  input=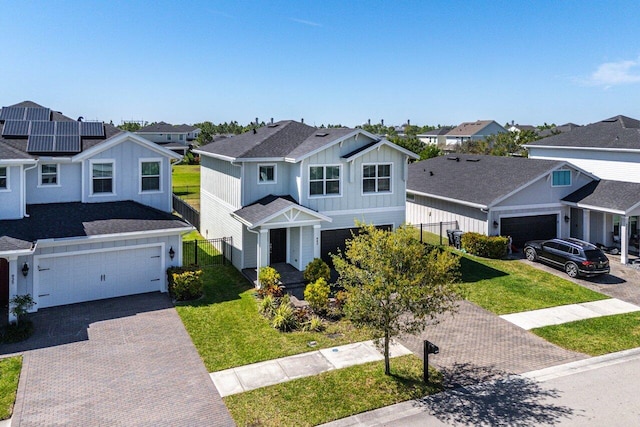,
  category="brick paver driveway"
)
[1,293,234,427]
